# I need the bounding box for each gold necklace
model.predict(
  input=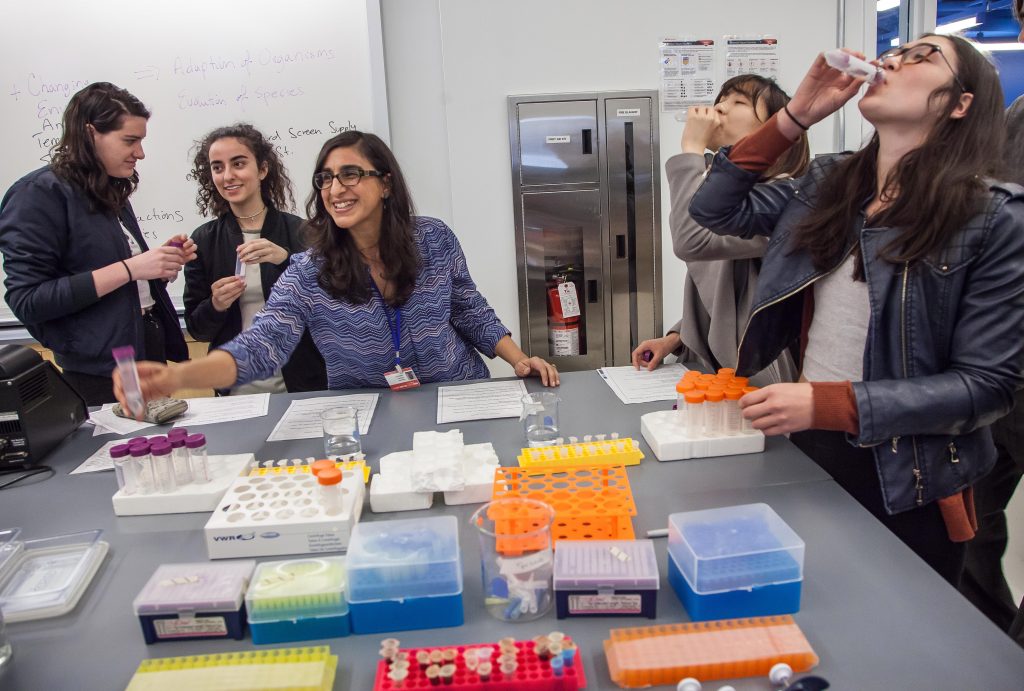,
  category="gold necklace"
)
[235,206,267,221]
